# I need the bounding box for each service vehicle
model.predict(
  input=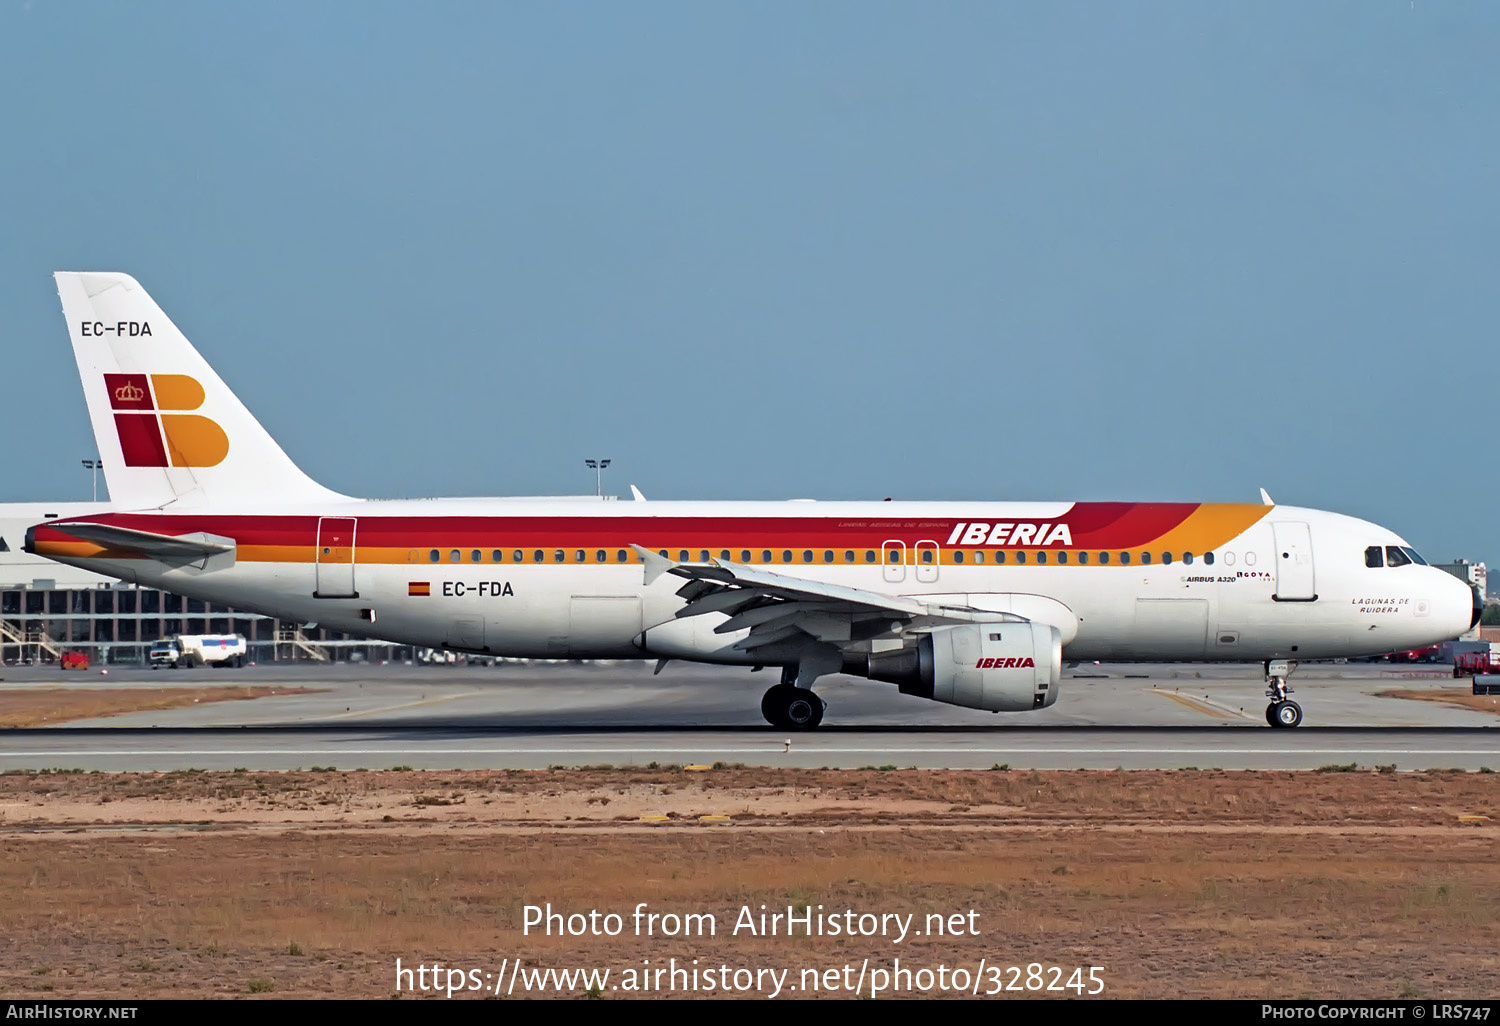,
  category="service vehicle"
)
[149,634,247,668]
